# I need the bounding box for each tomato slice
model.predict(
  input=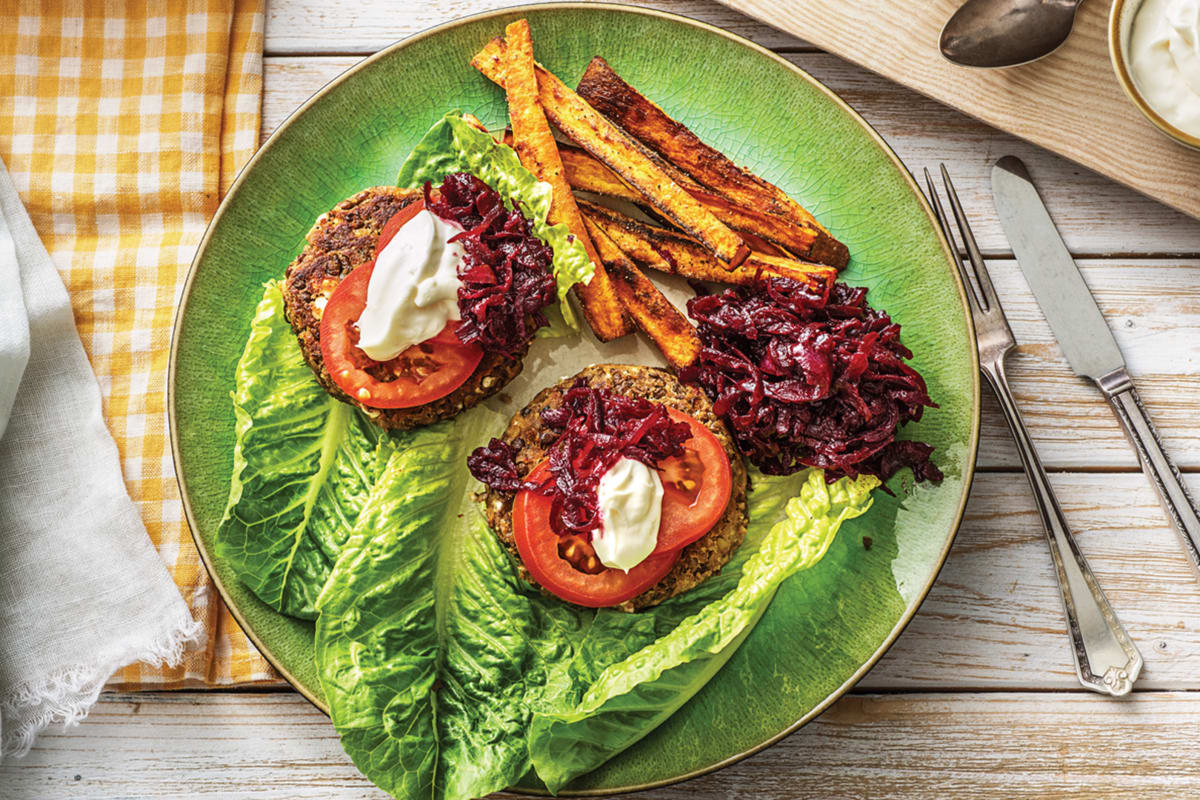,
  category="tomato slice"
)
[510,408,731,607]
[513,463,680,608]
[654,408,733,553]
[317,203,483,409]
